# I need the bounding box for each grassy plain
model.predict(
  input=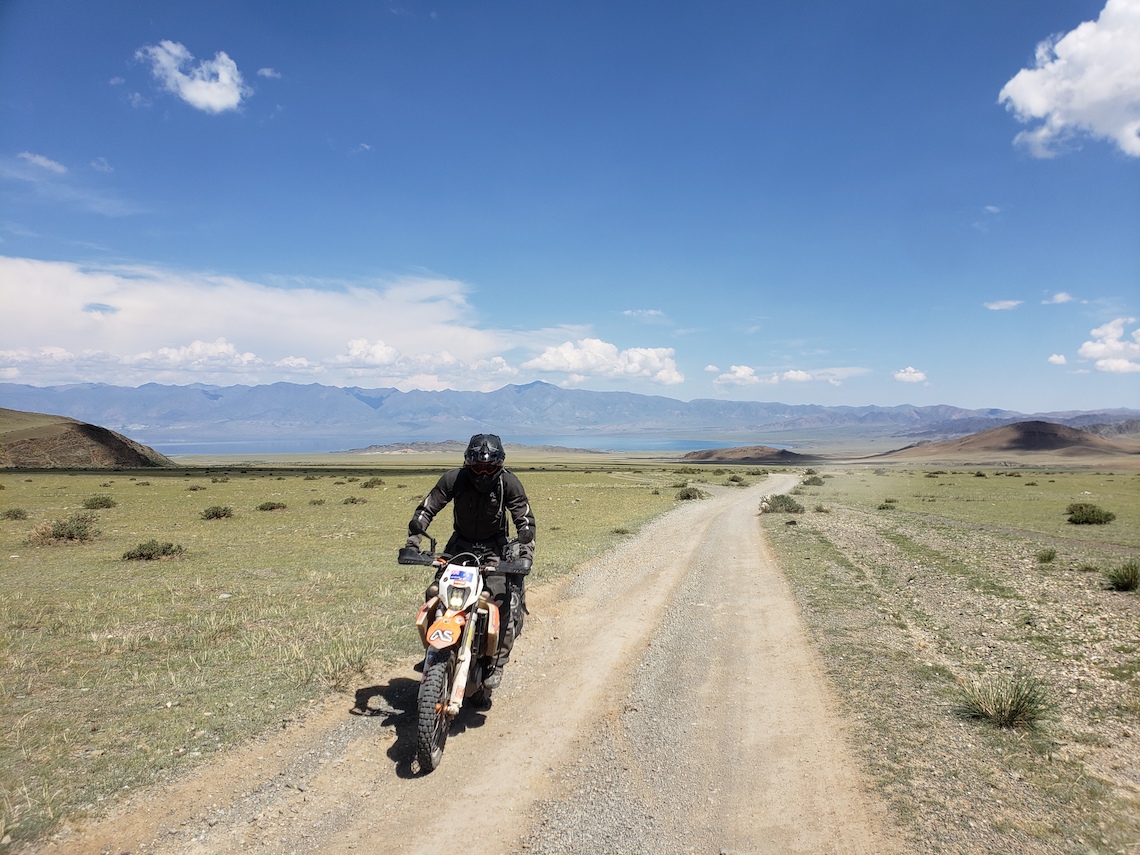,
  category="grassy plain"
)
[765,465,1140,852]
[0,459,760,845]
